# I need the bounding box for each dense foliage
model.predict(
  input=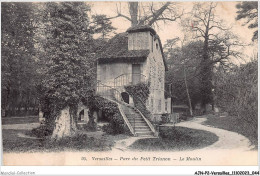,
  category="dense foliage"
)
[165,41,202,109]
[86,95,130,135]
[125,82,151,121]
[37,2,97,131]
[91,14,116,39]
[1,3,39,116]
[236,1,258,41]
[215,60,257,138]
[1,2,115,119]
